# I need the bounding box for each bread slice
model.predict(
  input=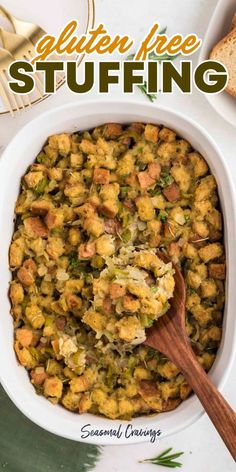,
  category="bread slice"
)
[210,29,236,97]
[231,12,236,30]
